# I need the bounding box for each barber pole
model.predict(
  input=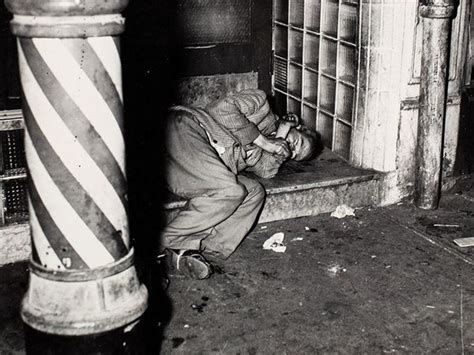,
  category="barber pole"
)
[5,0,148,350]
